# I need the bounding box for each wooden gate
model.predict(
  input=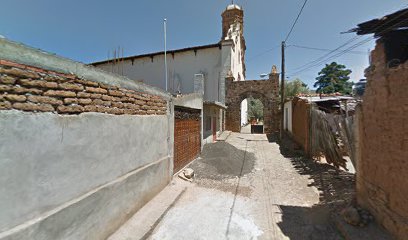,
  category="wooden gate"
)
[174,107,201,173]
